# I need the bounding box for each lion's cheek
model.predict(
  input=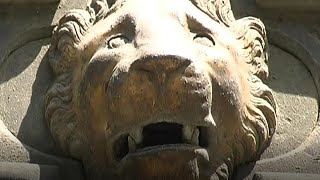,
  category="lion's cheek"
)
[106,70,159,126]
